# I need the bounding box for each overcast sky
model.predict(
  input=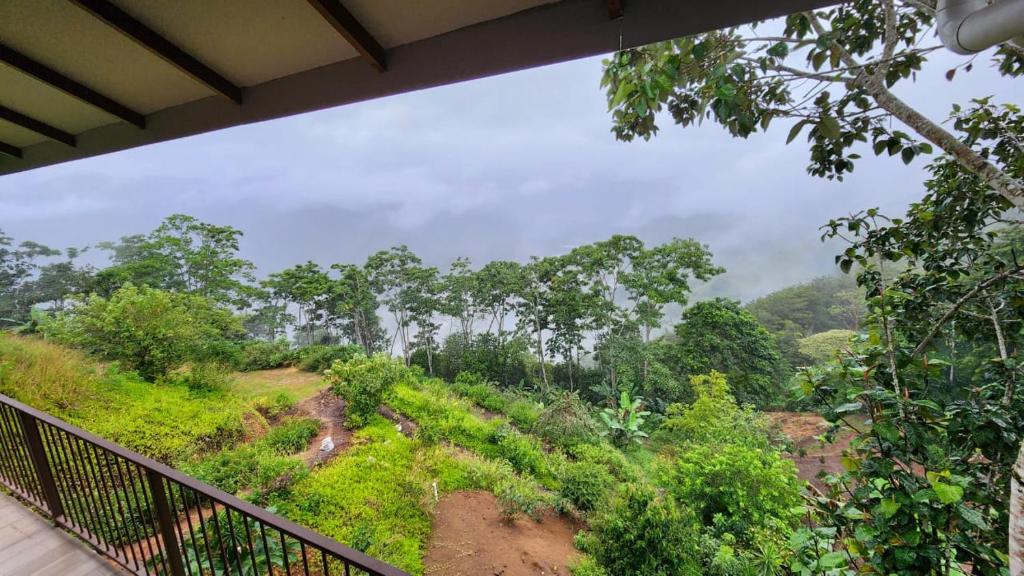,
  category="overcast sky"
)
[0,39,1017,305]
